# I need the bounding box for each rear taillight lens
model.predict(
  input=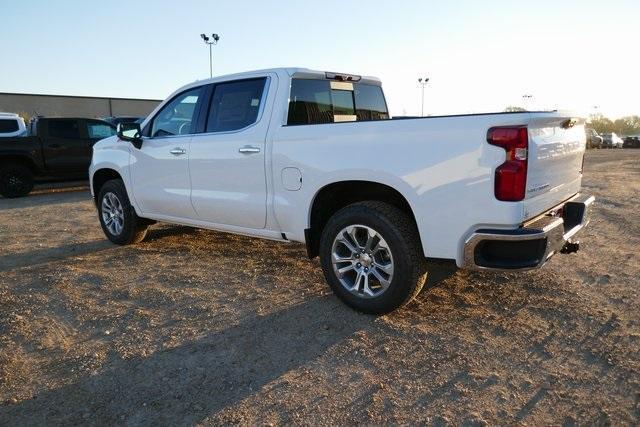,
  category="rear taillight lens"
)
[487,126,528,201]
